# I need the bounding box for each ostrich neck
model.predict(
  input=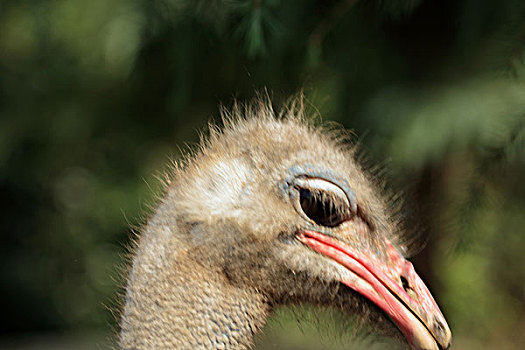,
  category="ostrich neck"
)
[119,219,269,350]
